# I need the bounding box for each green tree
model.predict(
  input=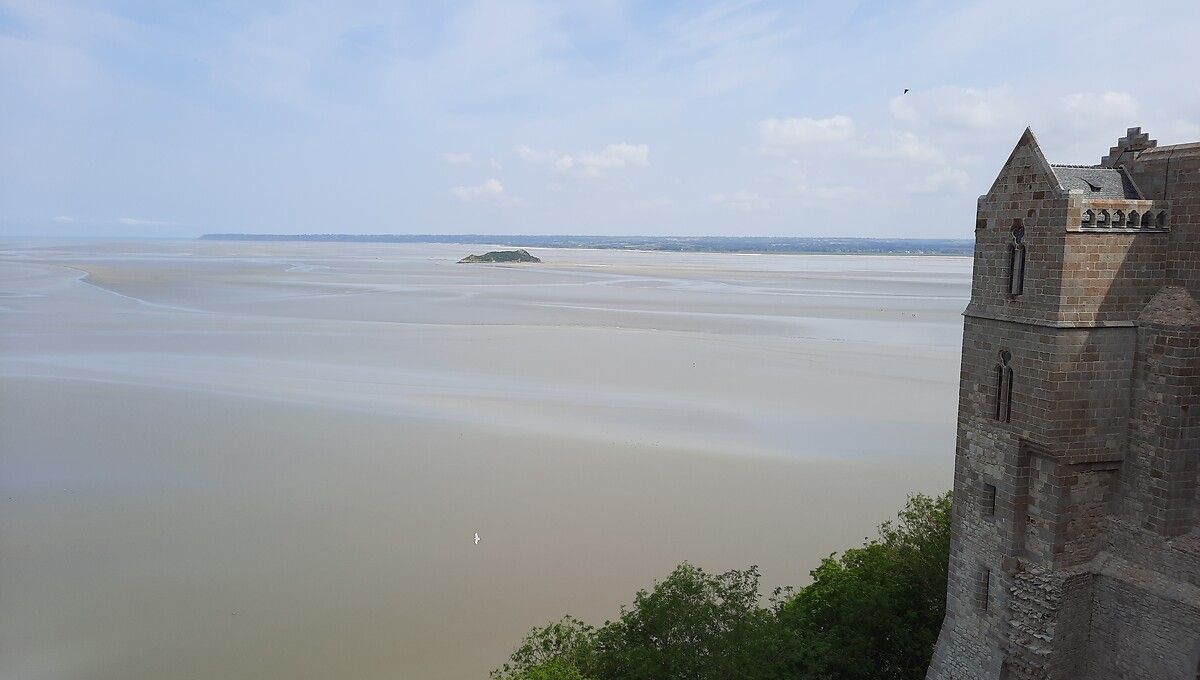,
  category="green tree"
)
[505,658,595,680]
[591,563,785,680]
[491,492,952,680]
[491,616,598,680]
[778,492,952,680]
